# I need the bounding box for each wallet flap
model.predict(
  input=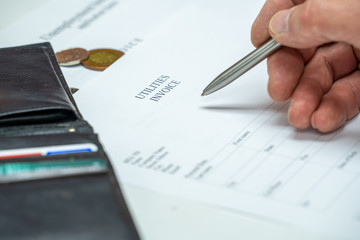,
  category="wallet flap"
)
[0,42,81,125]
